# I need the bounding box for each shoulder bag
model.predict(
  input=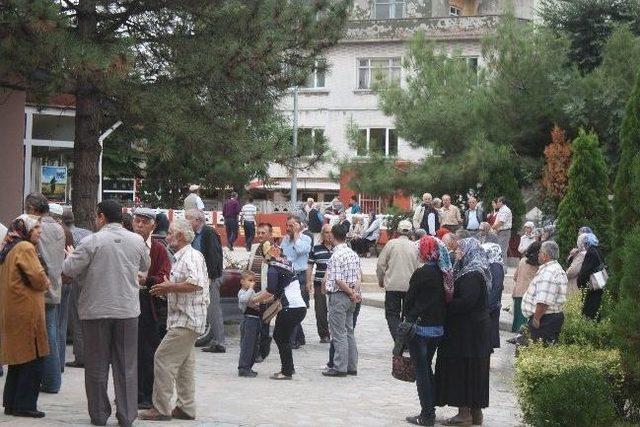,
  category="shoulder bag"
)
[589,250,608,291]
